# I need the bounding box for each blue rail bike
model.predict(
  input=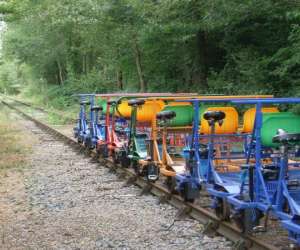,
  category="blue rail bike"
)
[73,94,94,144]
[220,98,300,243]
